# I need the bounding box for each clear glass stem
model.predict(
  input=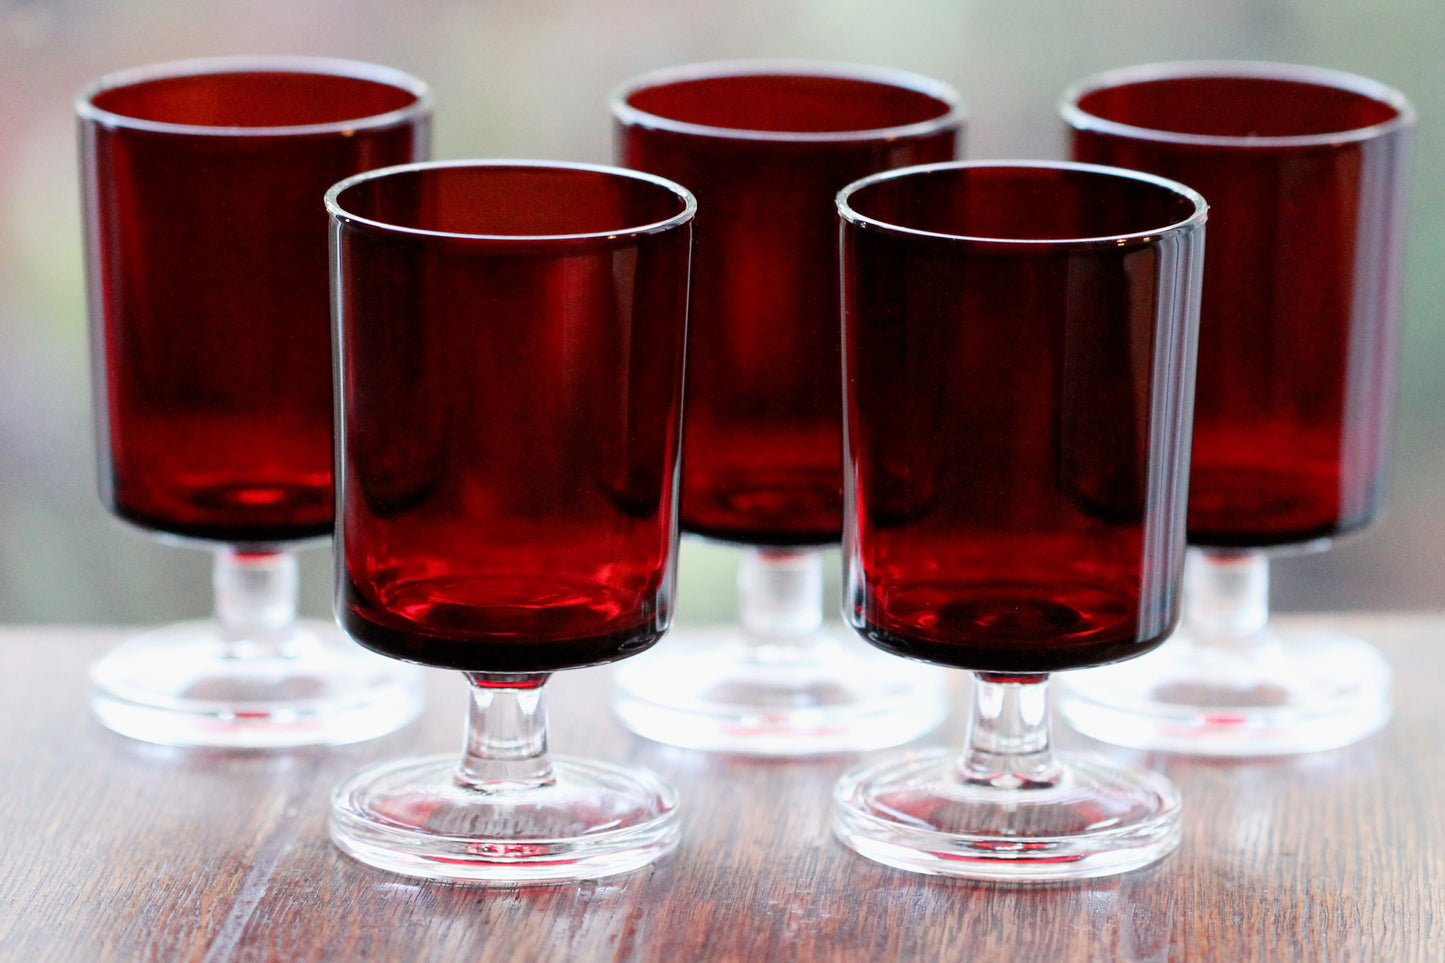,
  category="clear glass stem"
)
[213,547,300,658]
[957,674,1062,791]
[737,547,824,663]
[456,674,558,792]
[1182,549,1270,650]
